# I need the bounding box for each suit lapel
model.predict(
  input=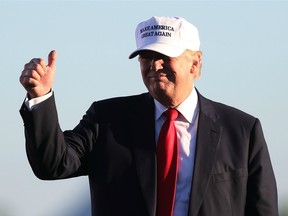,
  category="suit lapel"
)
[130,93,157,216]
[129,92,222,216]
[189,93,222,216]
